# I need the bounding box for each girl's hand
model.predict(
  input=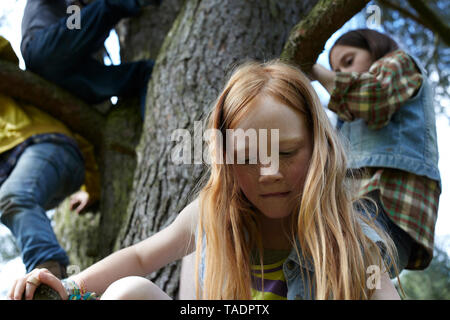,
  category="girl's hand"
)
[70,190,92,214]
[309,63,320,81]
[7,268,68,300]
